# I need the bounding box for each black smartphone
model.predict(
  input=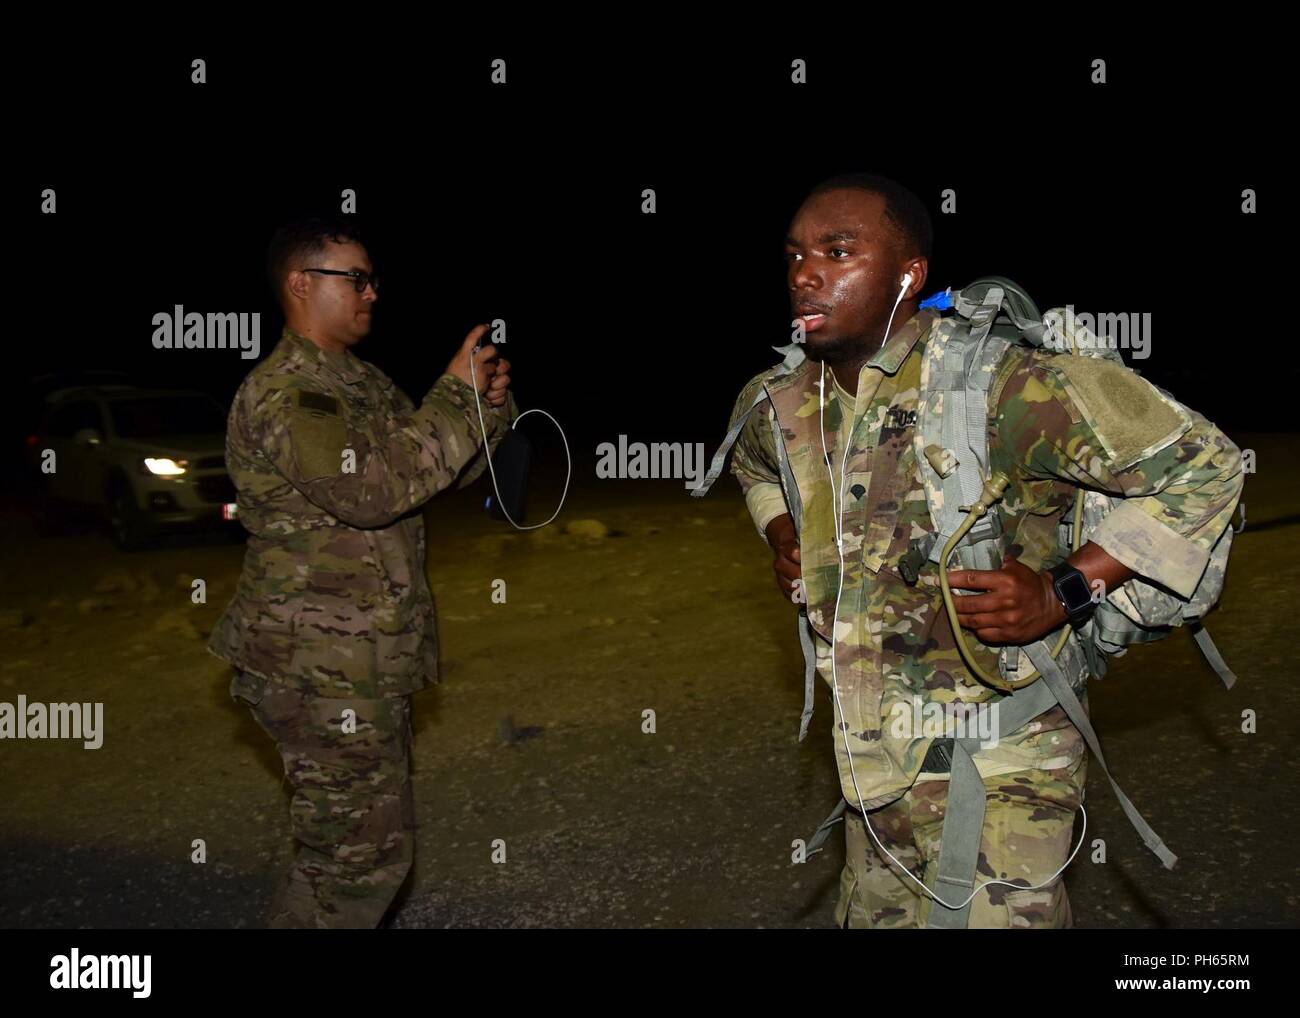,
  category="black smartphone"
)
[485,427,532,524]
